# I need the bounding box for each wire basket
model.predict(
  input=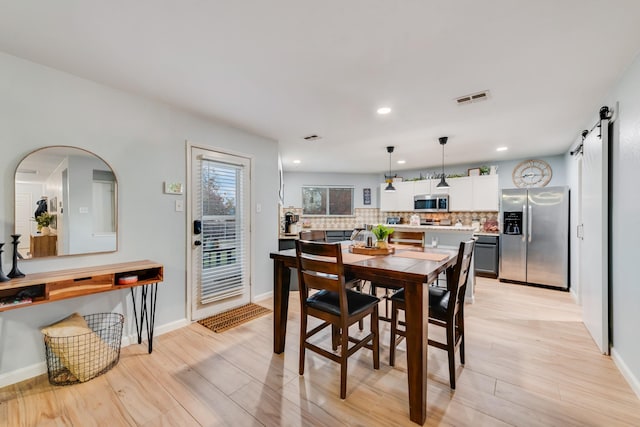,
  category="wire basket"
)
[43,313,124,386]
